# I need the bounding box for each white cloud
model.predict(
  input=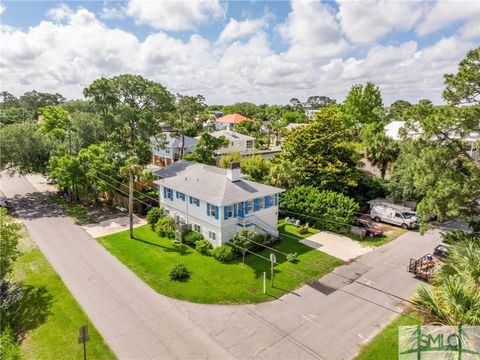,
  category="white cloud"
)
[0,3,6,16]
[276,0,349,60]
[417,0,480,36]
[126,0,225,31]
[46,4,74,21]
[0,3,477,106]
[336,0,424,44]
[100,4,126,20]
[218,16,269,43]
